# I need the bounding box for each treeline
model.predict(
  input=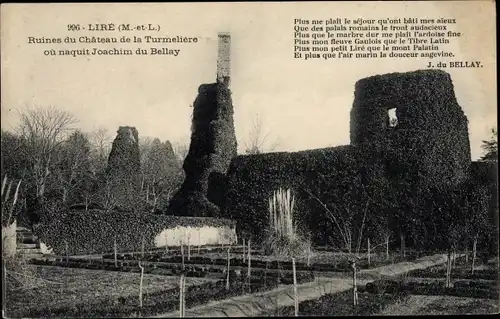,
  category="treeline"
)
[1,106,188,227]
